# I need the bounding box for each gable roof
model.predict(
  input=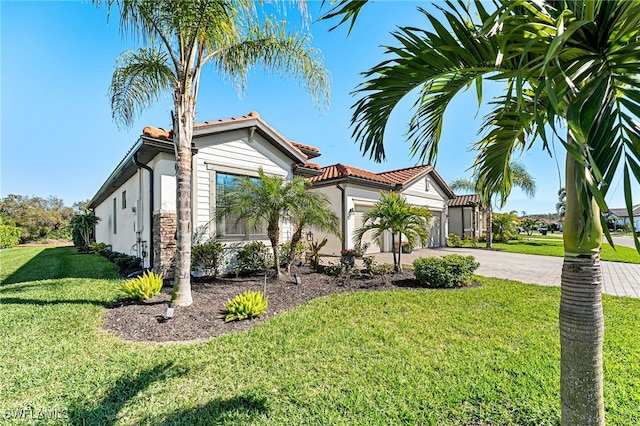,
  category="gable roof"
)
[449,194,484,207]
[607,204,640,218]
[89,112,321,209]
[310,163,455,198]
